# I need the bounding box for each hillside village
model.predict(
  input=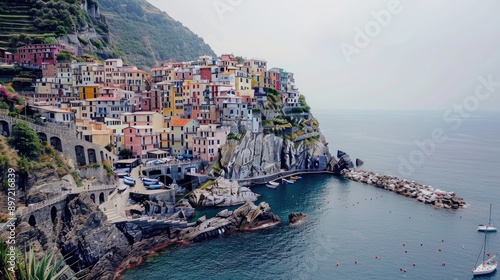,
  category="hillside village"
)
[0,43,318,166]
